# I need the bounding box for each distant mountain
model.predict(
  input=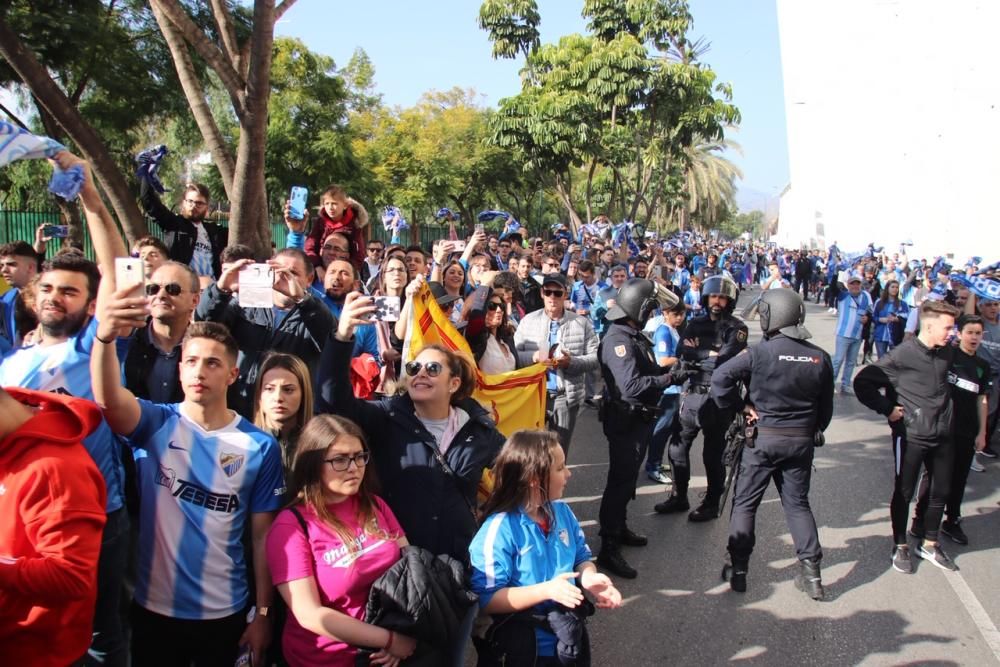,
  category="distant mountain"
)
[736,186,782,220]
